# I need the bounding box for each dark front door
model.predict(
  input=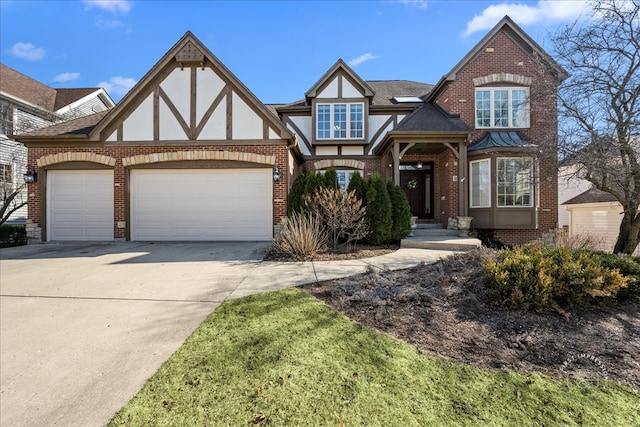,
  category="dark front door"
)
[400,165,433,219]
